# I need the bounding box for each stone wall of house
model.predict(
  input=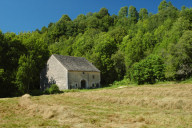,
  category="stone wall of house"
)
[68,71,100,89]
[40,55,68,90]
